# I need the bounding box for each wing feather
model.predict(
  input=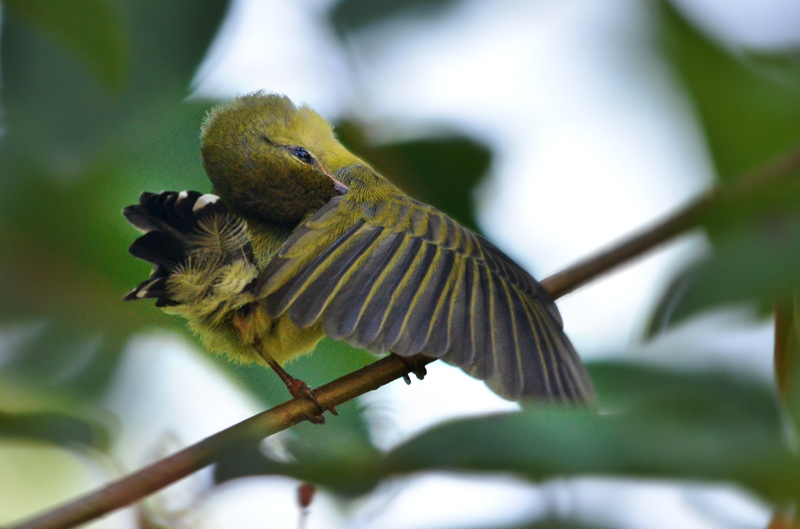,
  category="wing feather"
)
[286,226,387,330]
[507,291,544,398]
[259,219,366,315]
[300,230,404,334]
[415,250,458,357]
[462,265,496,382]
[383,243,439,350]
[440,258,473,365]
[397,246,456,354]
[518,297,554,397]
[257,166,595,403]
[528,300,566,398]
[291,226,385,336]
[355,237,420,348]
[492,282,524,401]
